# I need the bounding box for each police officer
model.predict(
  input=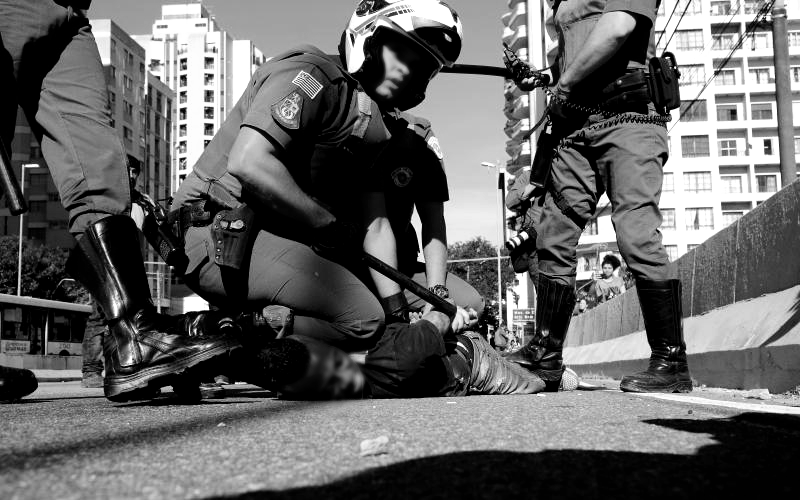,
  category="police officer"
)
[0,0,238,402]
[171,0,465,353]
[507,0,692,393]
[370,111,484,317]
